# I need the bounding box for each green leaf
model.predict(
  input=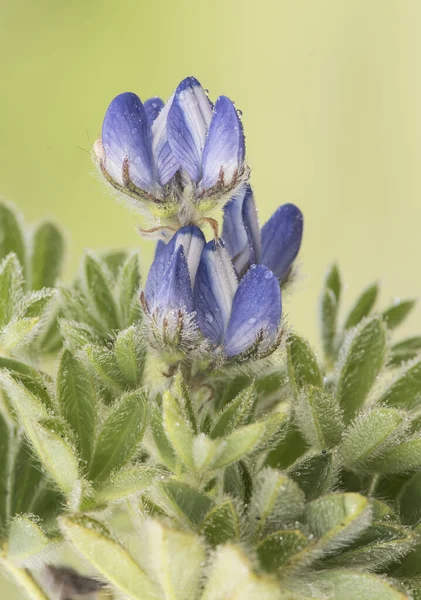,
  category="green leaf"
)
[344,283,379,330]
[10,440,50,520]
[210,421,267,469]
[114,326,146,388]
[0,253,23,328]
[7,515,51,565]
[0,203,26,272]
[306,492,372,554]
[370,438,421,474]
[0,356,52,410]
[398,472,421,525]
[287,333,323,393]
[117,251,141,327]
[82,344,124,399]
[338,407,405,472]
[383,300,416,329]
[60,515,158,600]
[201,499,240,546]
[336,316,387,421]
[0,317,39,351]
[380,359,421,409]
[59,319,99,352]
[20,289,55,319]
[390,337,421,367]
[30,222,64,290]
[201,545,285,600]
[57,349,96,466]
[171,371,198,434]
[0,373,79,495]
[89,390,147,482]
[101,250,127,276]
[139,520,205,600]
[94,465,157,505]
[149,403,177,472]
[162,390,194,469]
[295,570,409,599]
[223,461,253,505]
[319,264,341,362]
[266,426,308,470]
[31,419,80,495]
[249,468,305,538]
[0,411,9,532]
[288,450,338,500]
[323,521,416,571]
[83,253,119,332]
[257,529,309,572]
[155,480,213,526]
[210,384,256,438]
[59,284,103,333]
[294,385,343,449]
